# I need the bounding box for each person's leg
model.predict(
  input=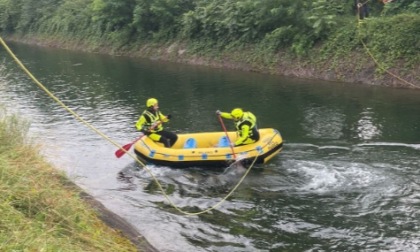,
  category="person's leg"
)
[160,130,178,147]
[235,128,260,146]
[148,133,170,147]
[251,128,260,142]
[161,136,171,147]
[363,5,369,18]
